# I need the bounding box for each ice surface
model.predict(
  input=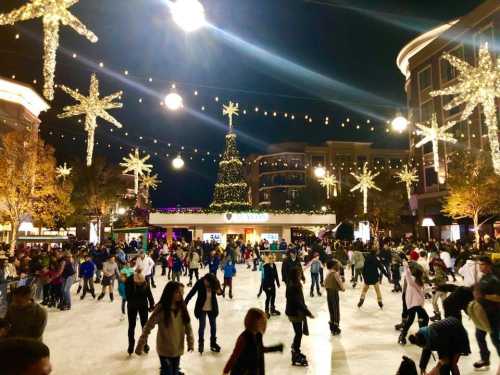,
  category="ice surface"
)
[43,264,498,374]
